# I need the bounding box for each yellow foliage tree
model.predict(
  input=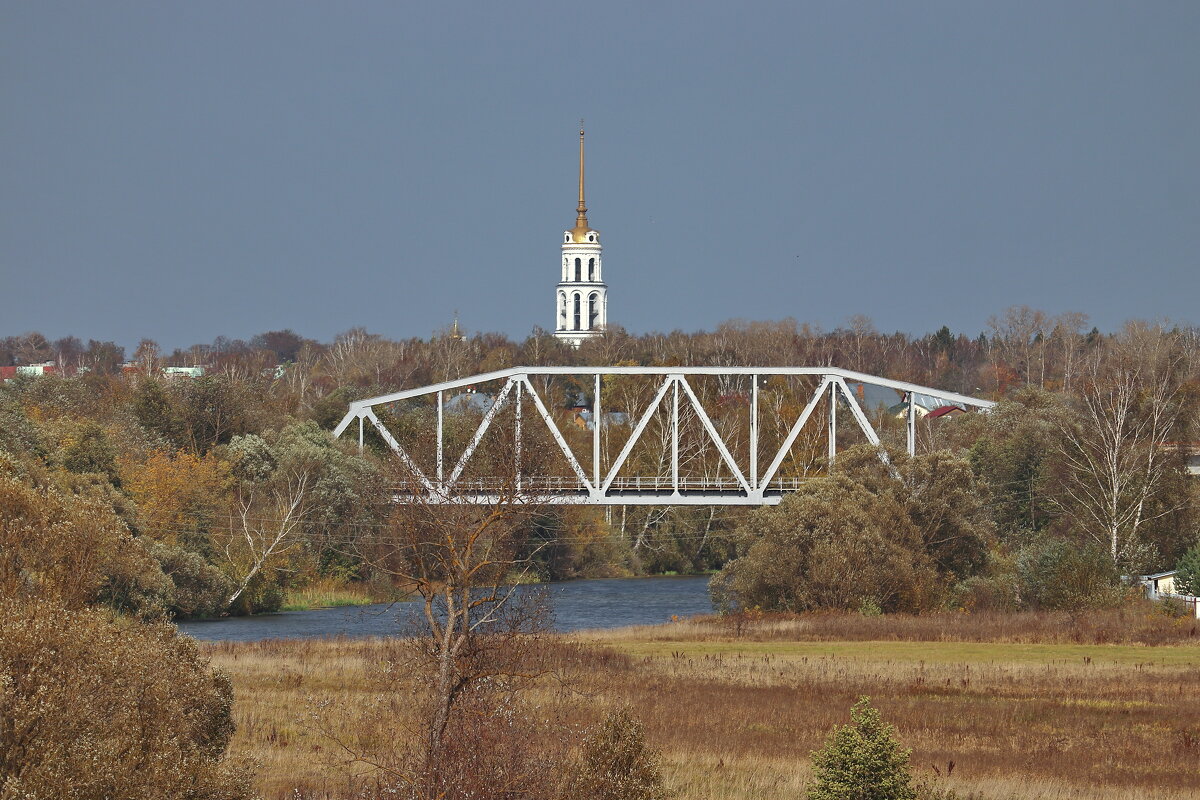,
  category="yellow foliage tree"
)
[123,450,230,545]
